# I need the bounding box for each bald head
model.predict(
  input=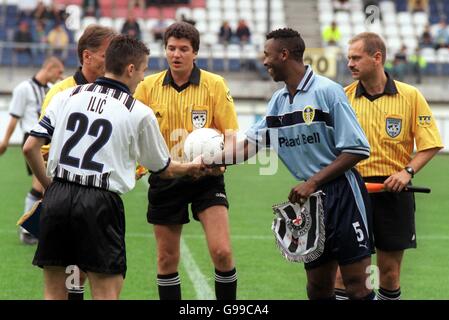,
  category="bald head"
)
[42,56,64,69]
[38,56,65,84]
